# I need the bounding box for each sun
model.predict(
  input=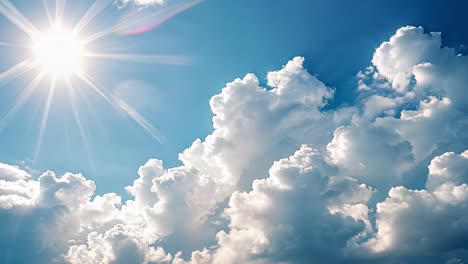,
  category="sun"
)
[32,26,85,76]
[0,0,201,160]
